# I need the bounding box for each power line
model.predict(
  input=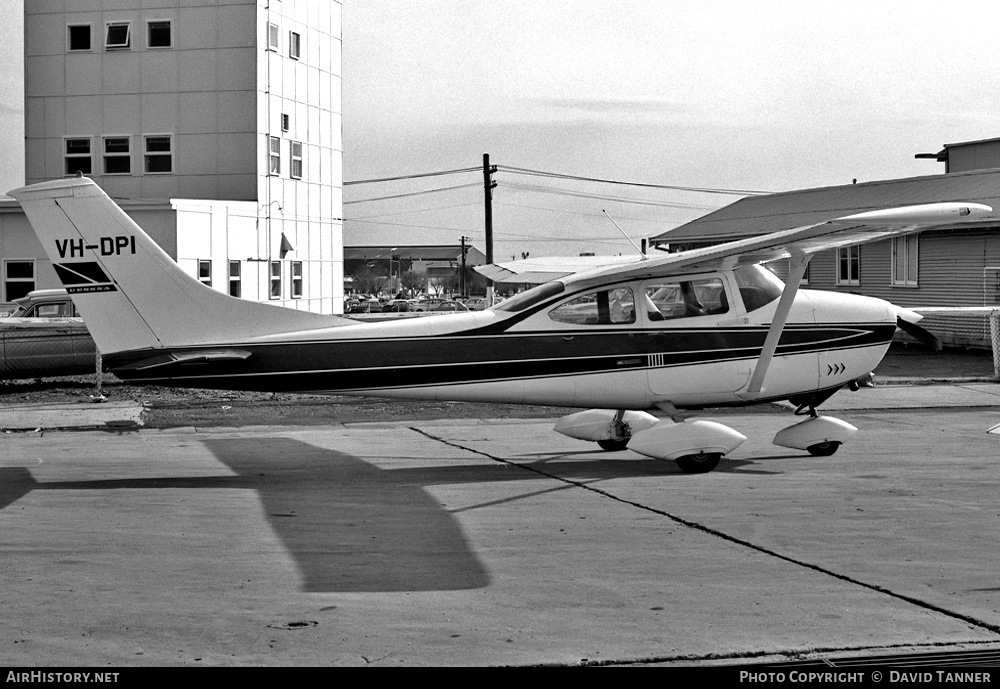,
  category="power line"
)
[502,181,720,209]
[344,182,480,205]
[497,165,771,196]
[349,201,482,220]
[344,167,481,186]
[495,200,683,227]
